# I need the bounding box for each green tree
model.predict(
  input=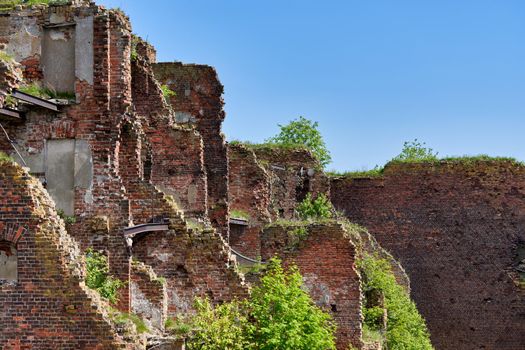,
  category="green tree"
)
[249,258,337,350]
[182,258,336,350]
[267,116,332,168]
[392,139,438,162]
